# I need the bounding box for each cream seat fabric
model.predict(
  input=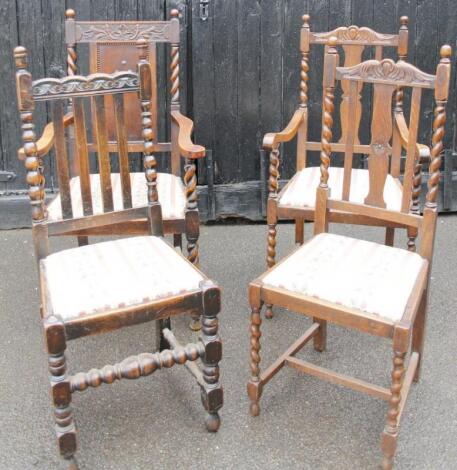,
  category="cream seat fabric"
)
[278,167,402,212]
[47,172,186,221]
[42,236,204,320]
[263,233,426,322]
